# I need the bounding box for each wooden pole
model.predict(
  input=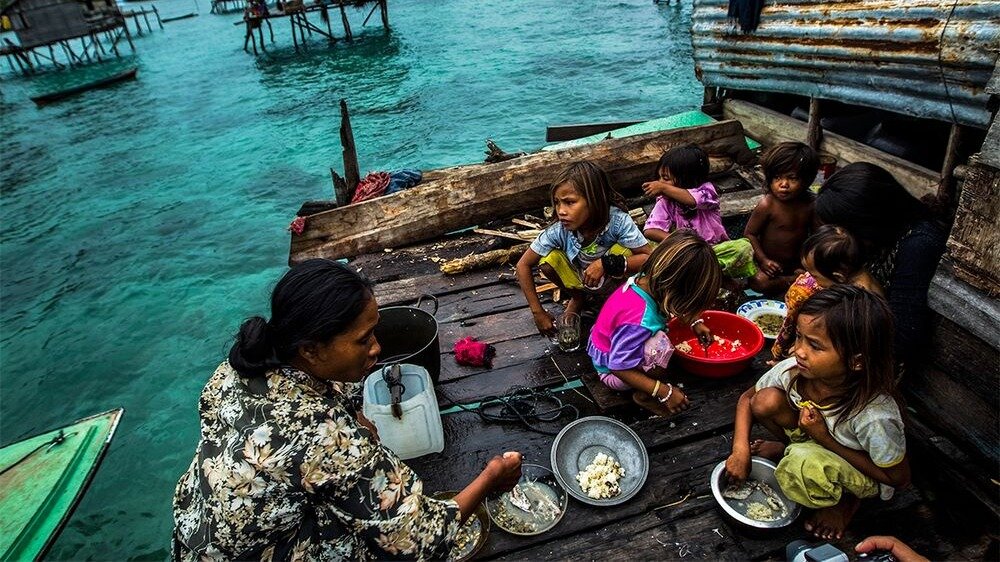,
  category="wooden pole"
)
[290,14,298,51]
[331,168,350,205]
[339,98,361,197]
[267,19,274,42]
[153,5,163,28]
[122,20,135,51]
[937,123,963,204]
[806,97,822,151]
[339,2,352,40]
[379,0,388,29]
